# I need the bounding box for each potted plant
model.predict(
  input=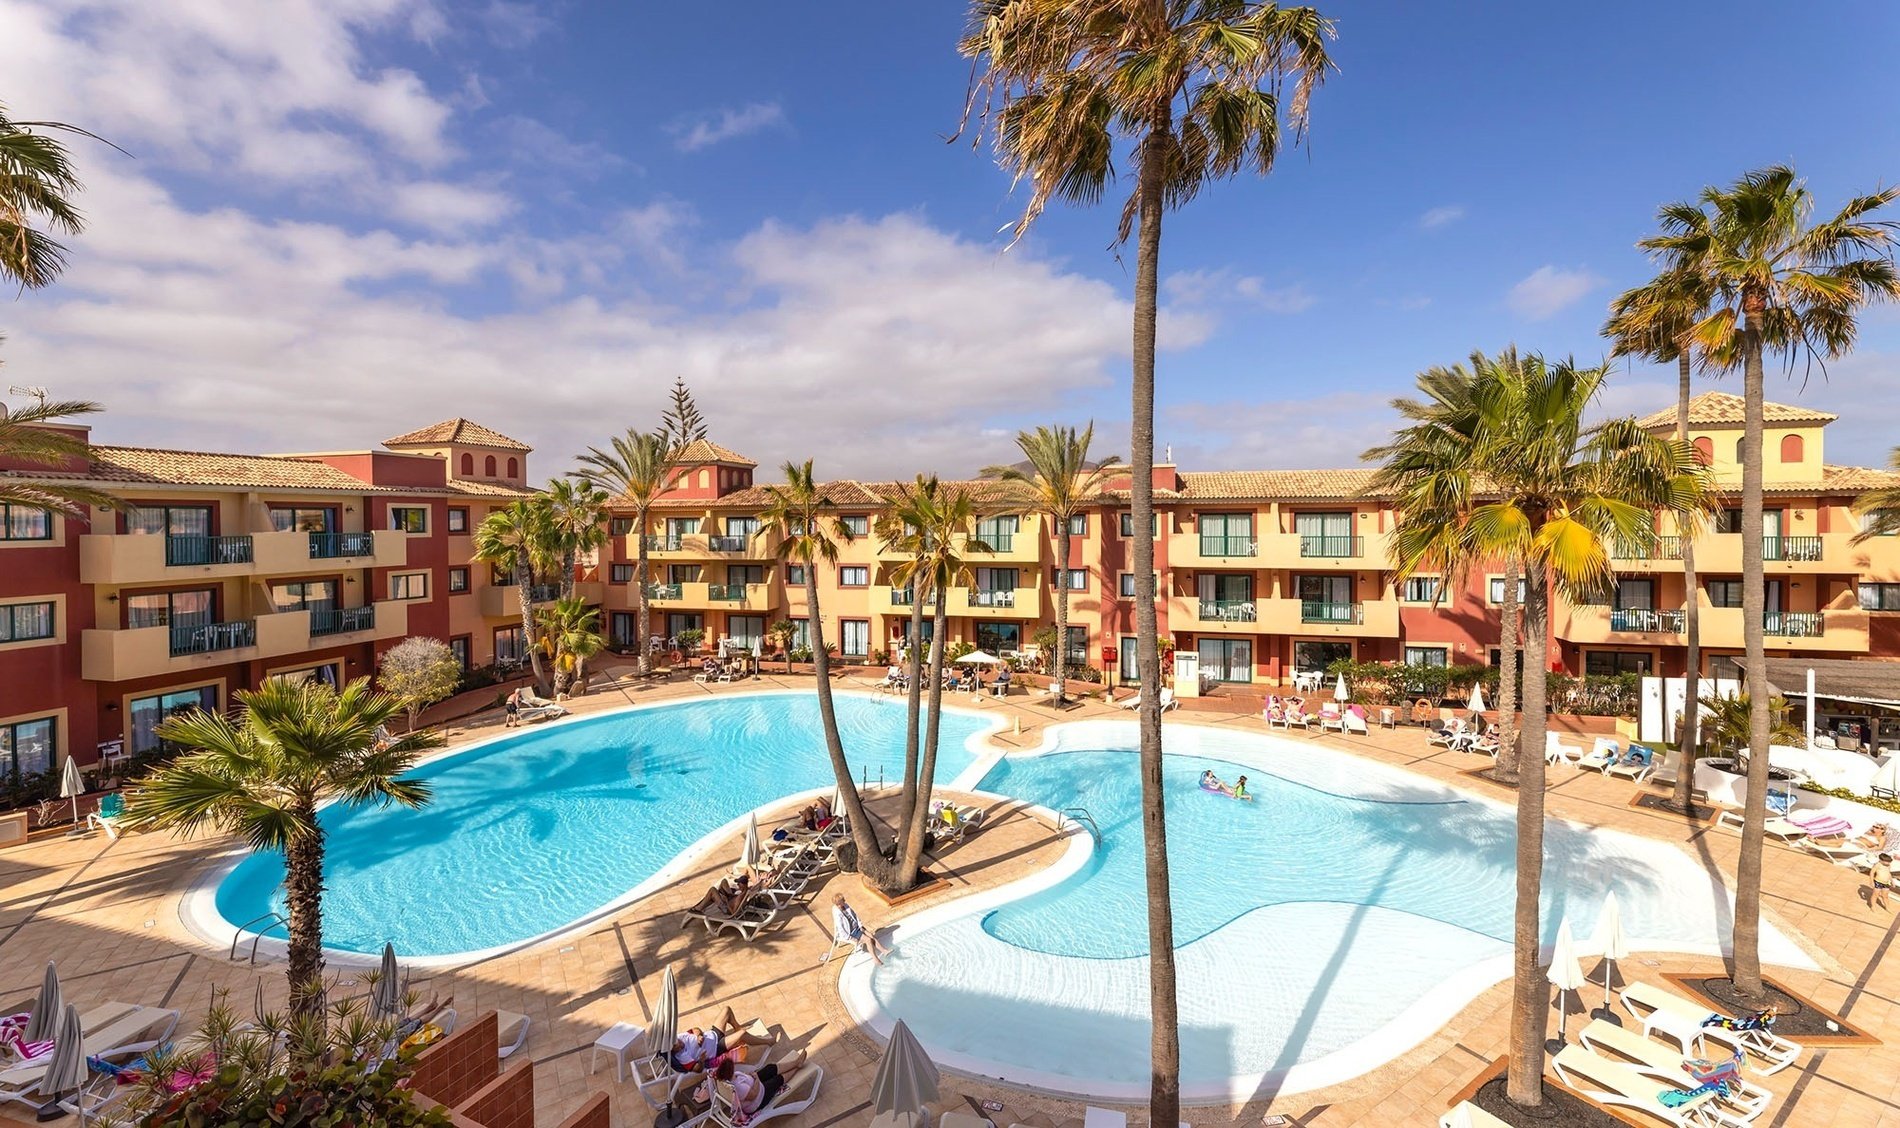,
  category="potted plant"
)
[674,627,705,655]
